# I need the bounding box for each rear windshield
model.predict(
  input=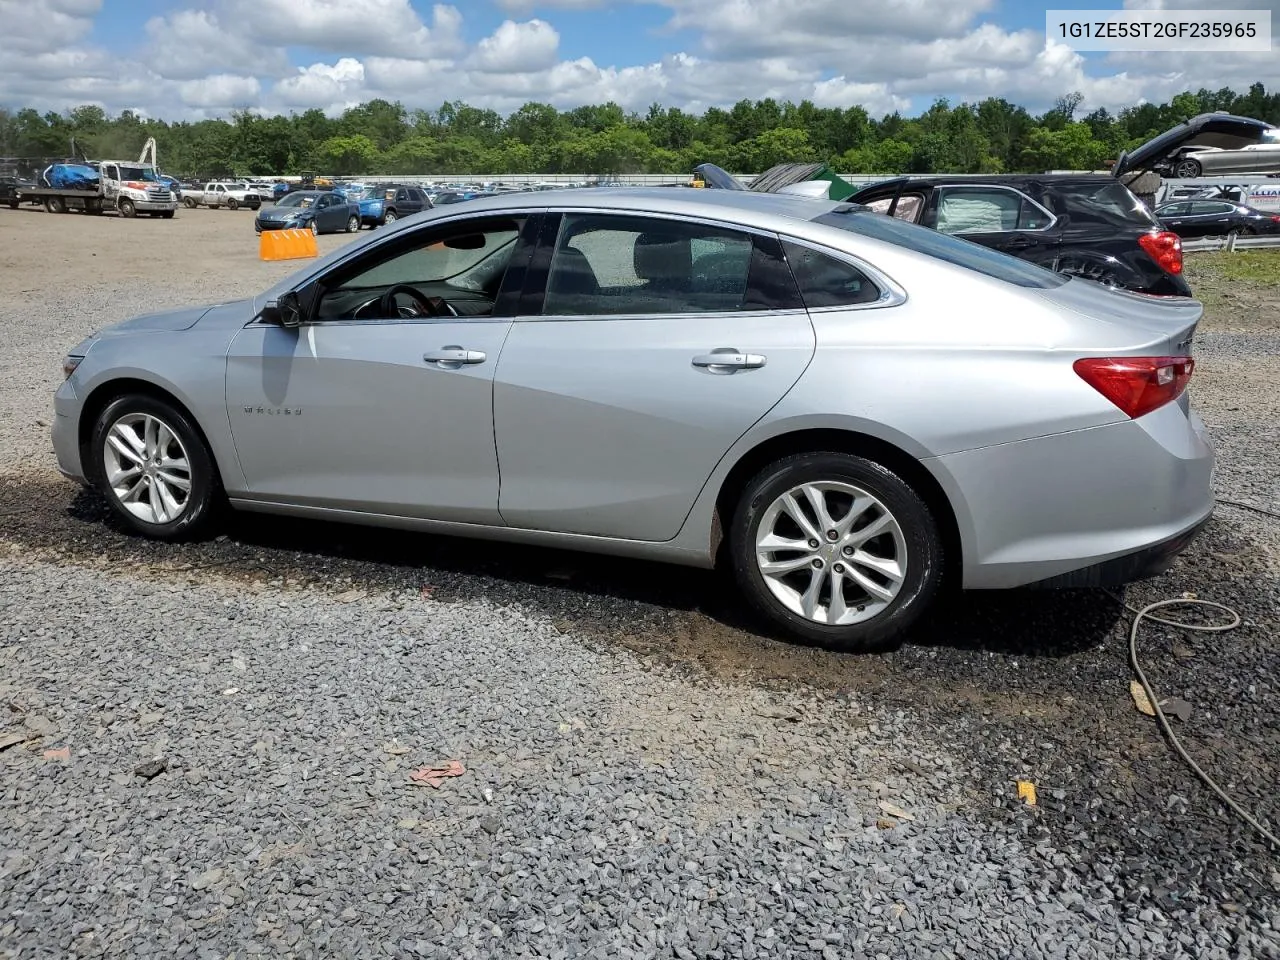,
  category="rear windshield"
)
[813,207,1068,288]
